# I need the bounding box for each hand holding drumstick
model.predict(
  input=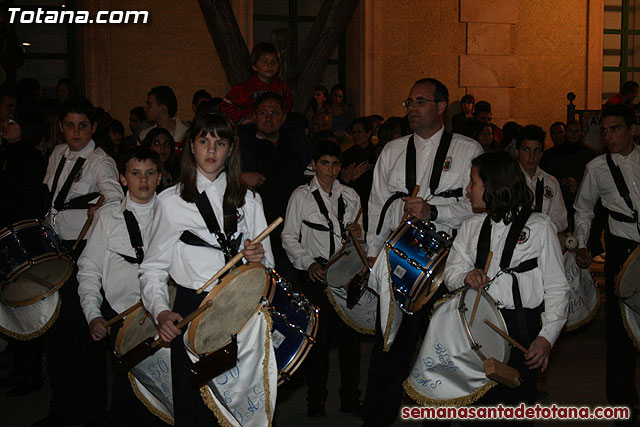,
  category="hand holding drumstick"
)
[469,251,492,327]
